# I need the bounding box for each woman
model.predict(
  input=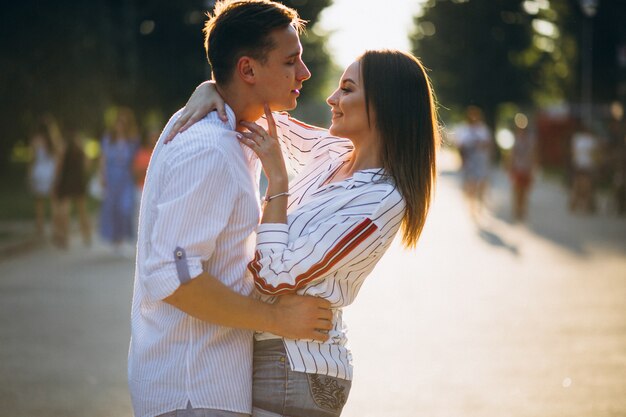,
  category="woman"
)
[28,123,58,237]
[173,50,439,417]
[54,126,92,248]
[455,106,492,218]
[99,107,140,254]
[509,124,536,221]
